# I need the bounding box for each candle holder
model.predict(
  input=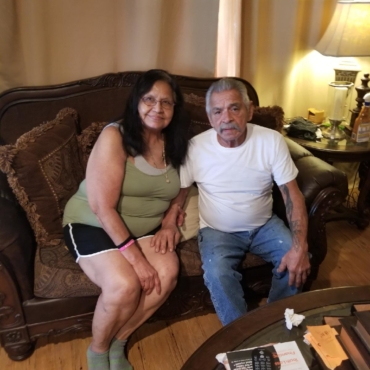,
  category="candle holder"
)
[322,81,353,140]
[322,118,346,140]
